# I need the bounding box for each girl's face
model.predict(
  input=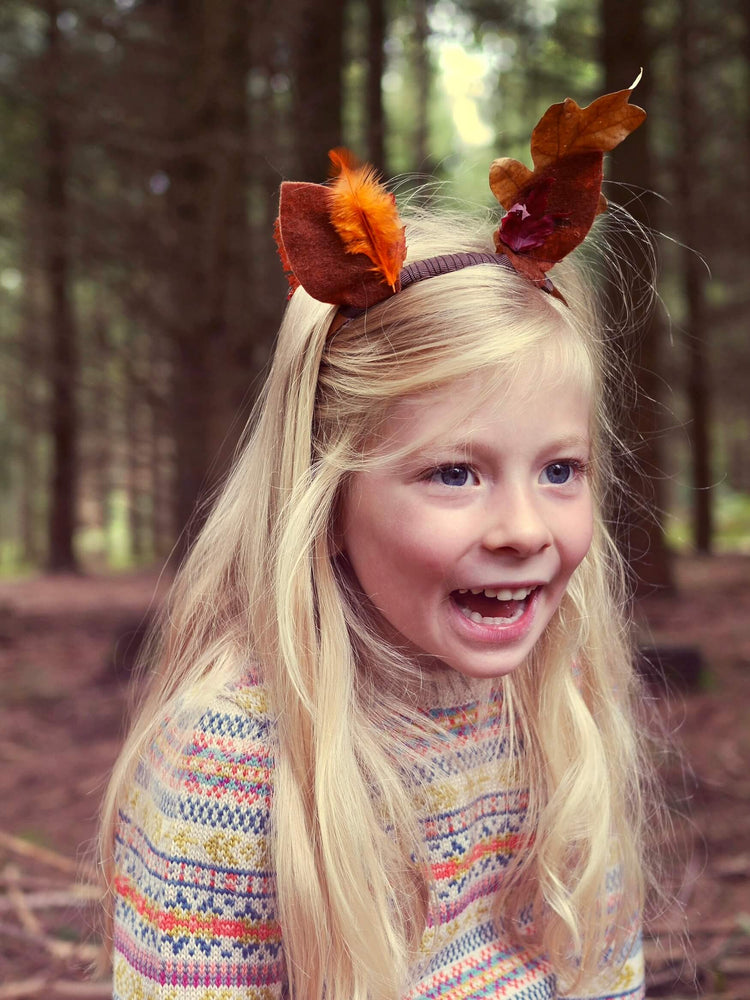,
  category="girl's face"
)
[340,362,594,679]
